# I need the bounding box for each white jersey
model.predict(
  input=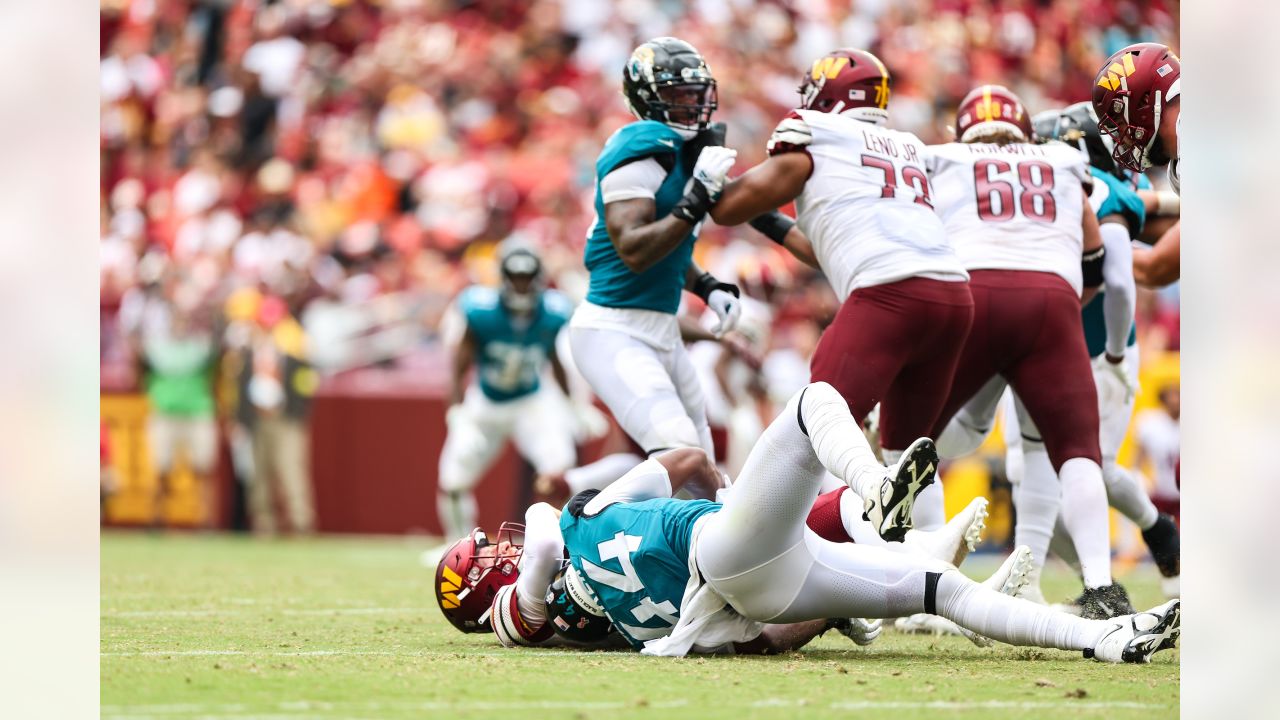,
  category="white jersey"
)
[768,110,967,301]
[926,141,1091,294]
